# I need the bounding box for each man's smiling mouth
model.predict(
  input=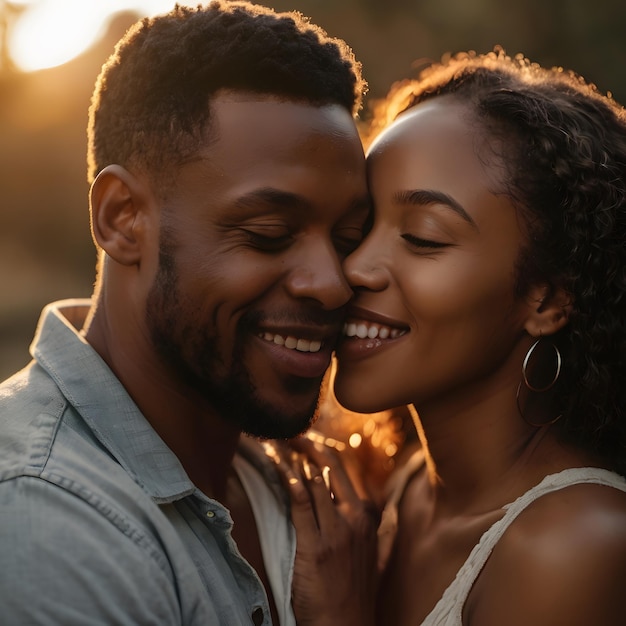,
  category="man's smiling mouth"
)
[259,332,323,353]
